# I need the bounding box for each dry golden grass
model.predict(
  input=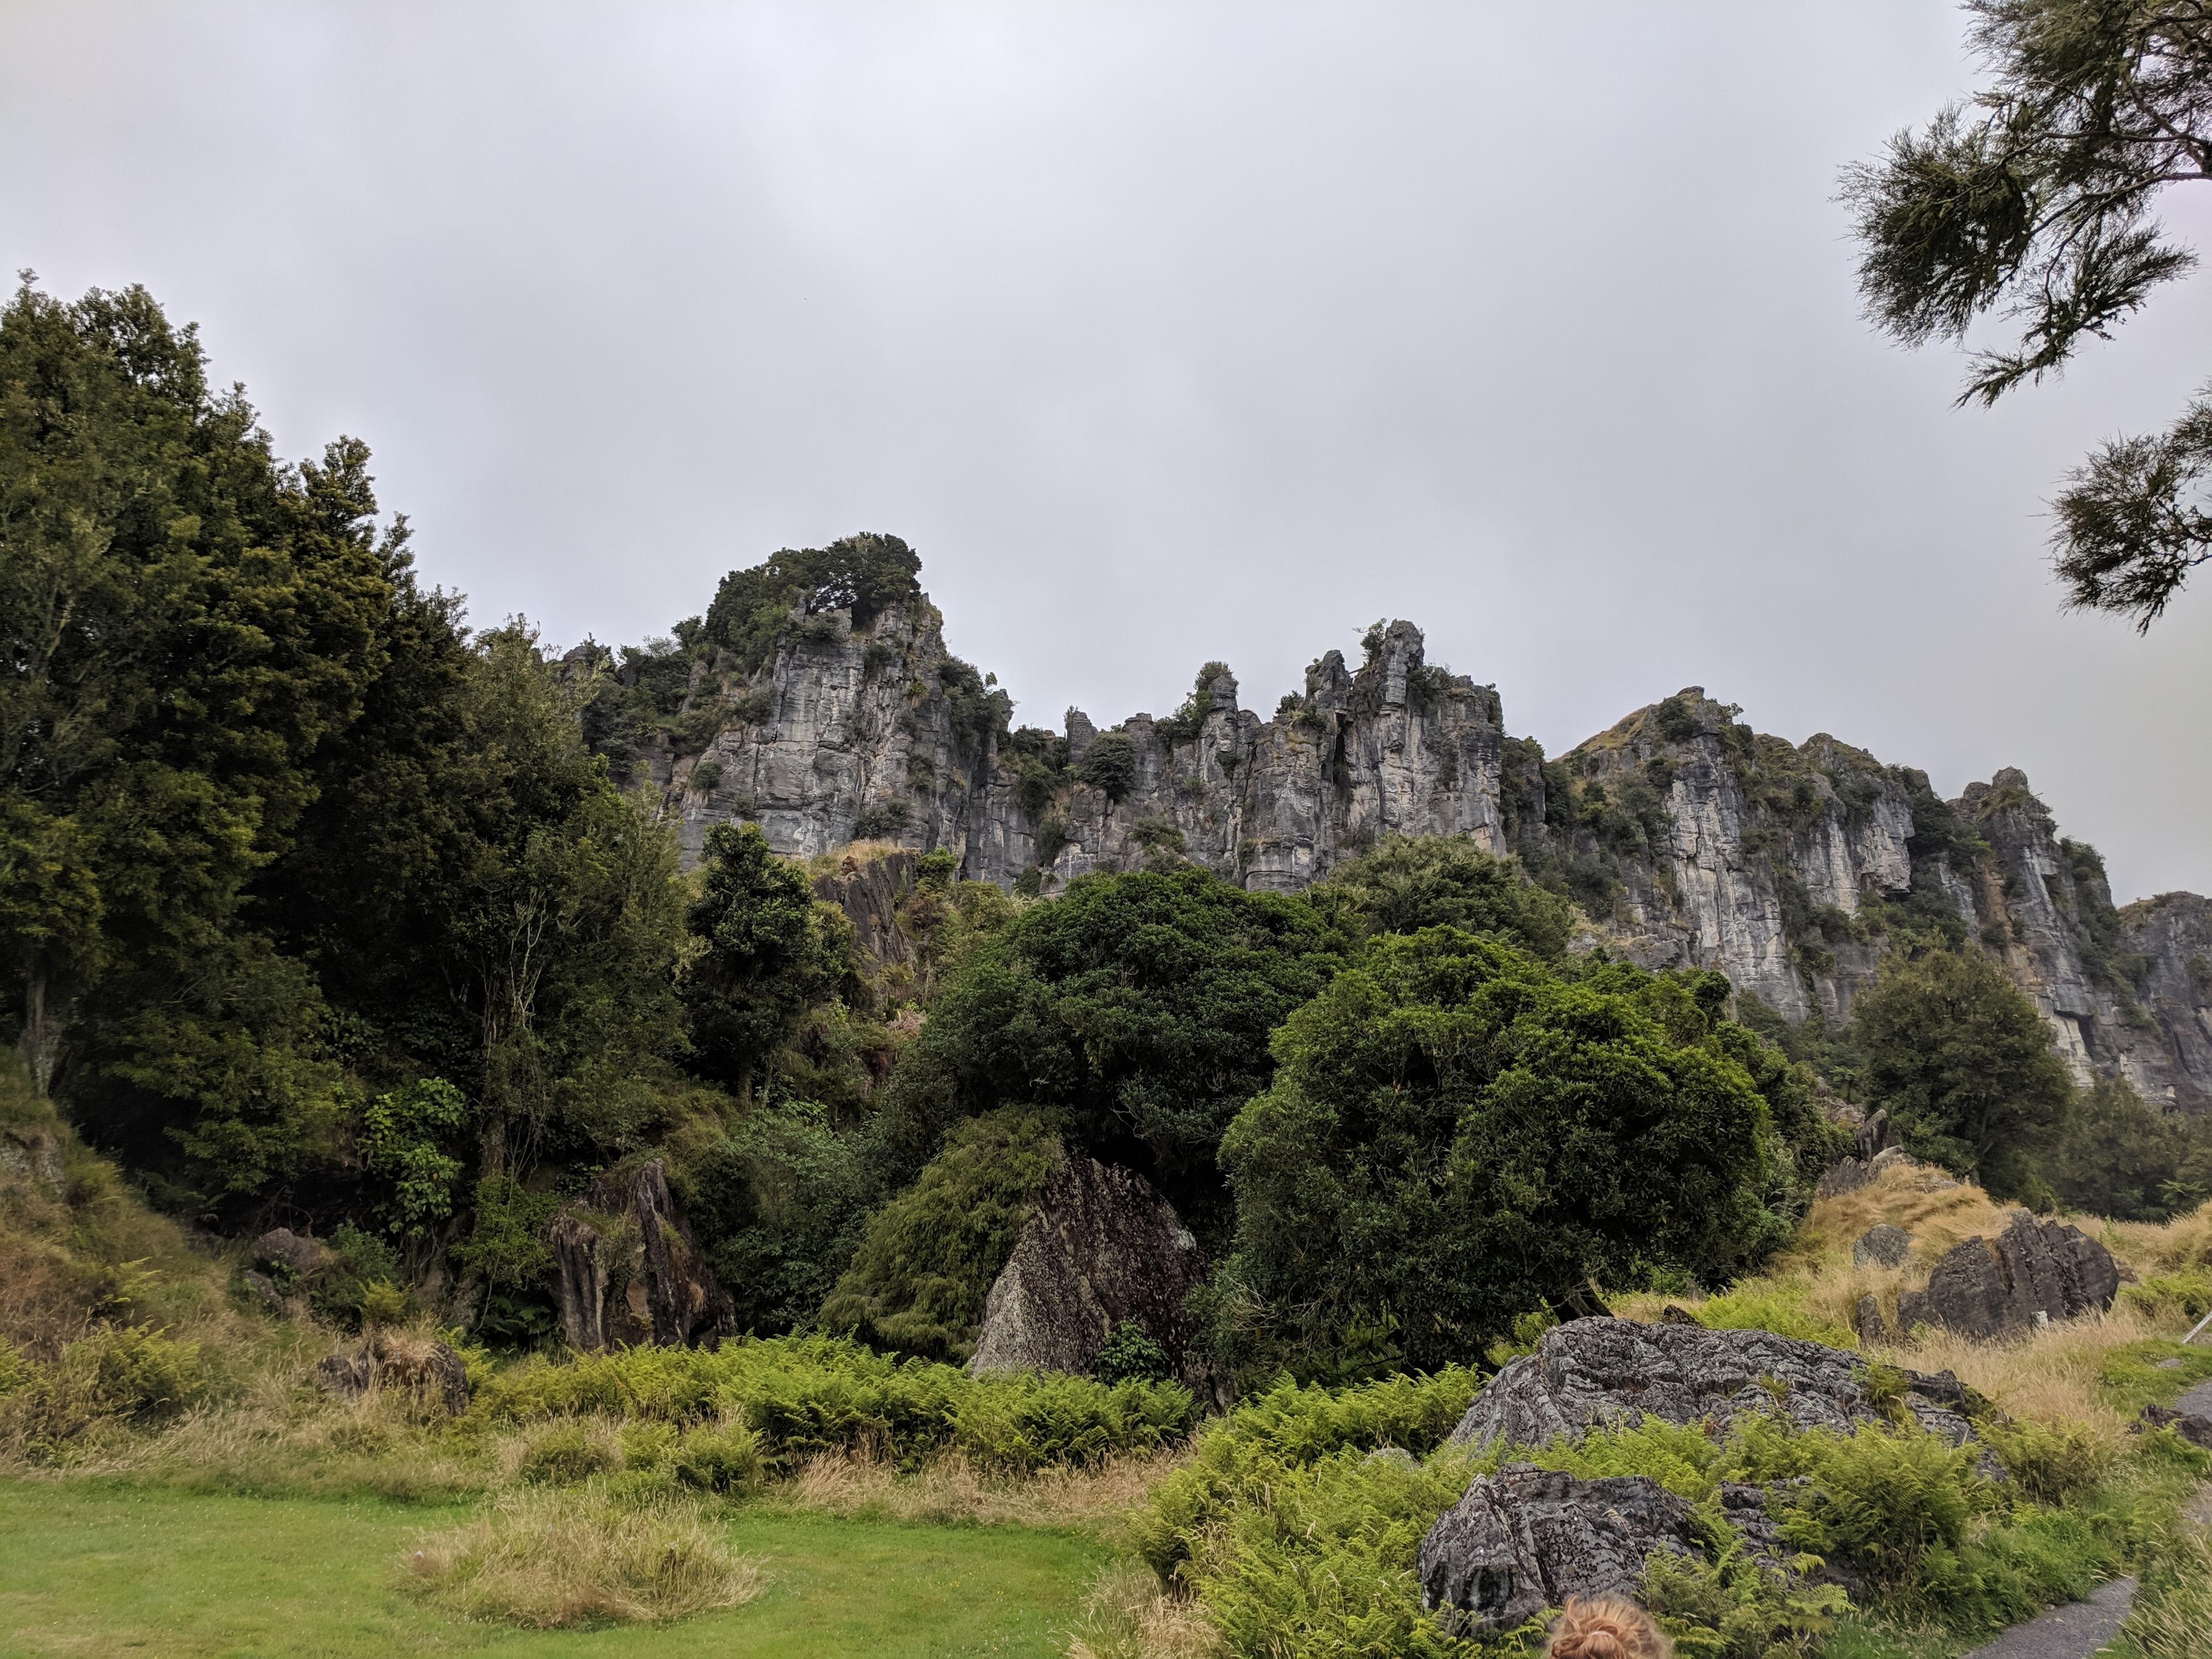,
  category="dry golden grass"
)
[1619,1166,2212,1443]
[1066,1560,1224,1659]
[402,1486,764,1628]
[771,1447,1182,1534]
